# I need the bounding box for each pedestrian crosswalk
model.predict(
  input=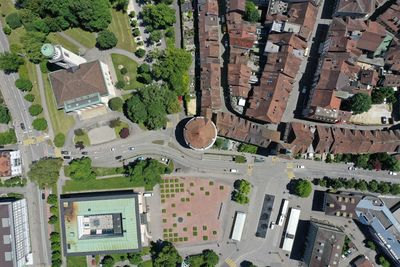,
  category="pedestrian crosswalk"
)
[23,135,46,145]
[286,163,295,179]
[225,258,236,267]
[247,164,253,175]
